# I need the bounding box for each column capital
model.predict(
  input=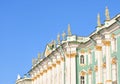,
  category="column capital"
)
[102,40,111,46]
[95,46,102,51]
[66,53,76,58]
[61,57,64,62]
[88,69,92,75]
[106,80,112,82]
[94,65,98,72]
[102,63,106,68]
